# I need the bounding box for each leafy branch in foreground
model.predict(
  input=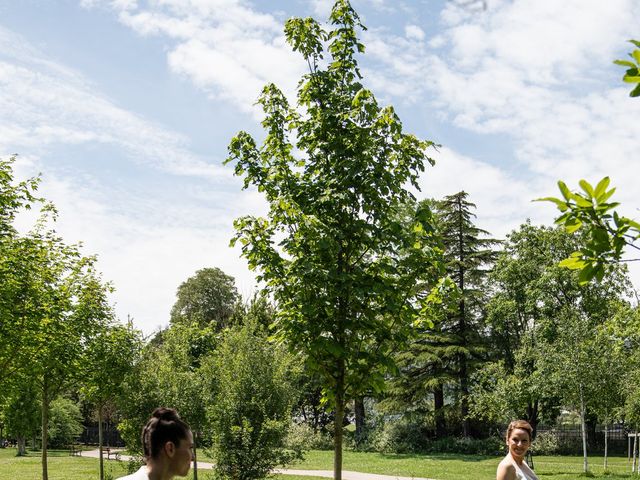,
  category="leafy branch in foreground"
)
[536,177,640,283]
[614,39,640,97]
